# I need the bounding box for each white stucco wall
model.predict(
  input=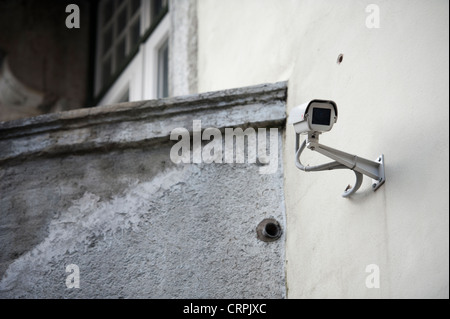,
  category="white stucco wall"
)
[197,0,449,298]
